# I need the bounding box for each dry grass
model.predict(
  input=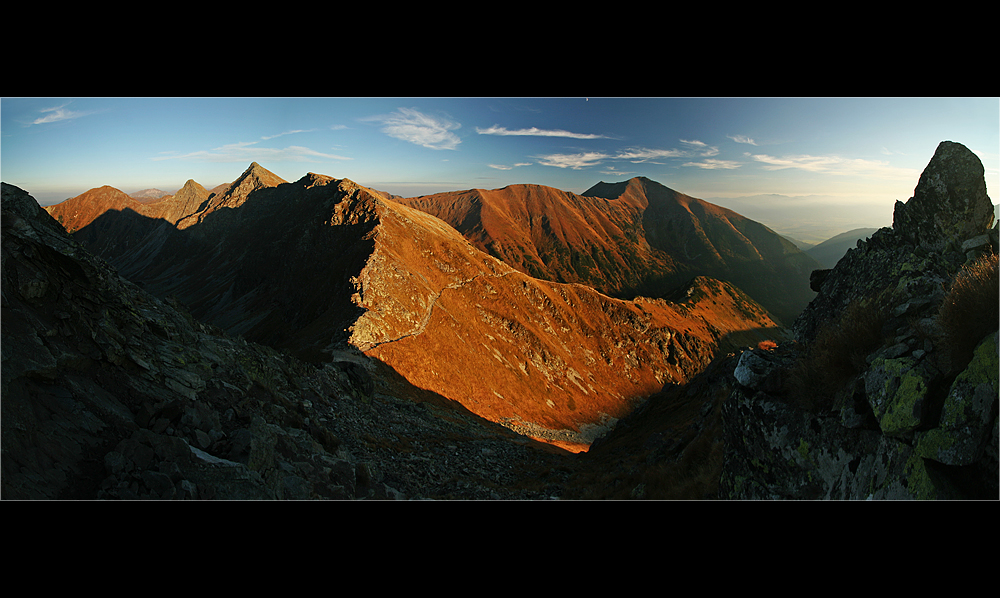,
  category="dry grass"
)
[785,292,893,413]
[937,250,999,374]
